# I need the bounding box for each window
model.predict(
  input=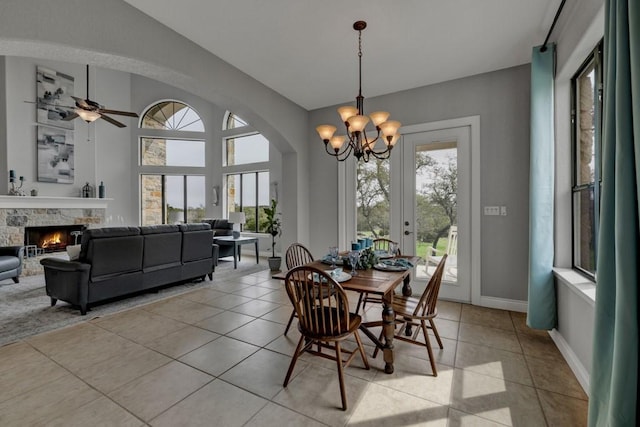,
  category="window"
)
[571,41,603,278]
[141,101,204,131]
[224,113,248,130]
[139,101,206,225]
[222,111,271,232]
[140,137,205,167]
[356,159,390,239]
[141,175,205,224]
[224,133,269,166]
[226,172,270,232]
